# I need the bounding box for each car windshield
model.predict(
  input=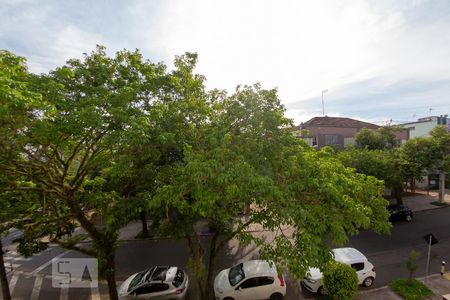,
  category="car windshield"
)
[228,263,245,286]
[128,268,154,291]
